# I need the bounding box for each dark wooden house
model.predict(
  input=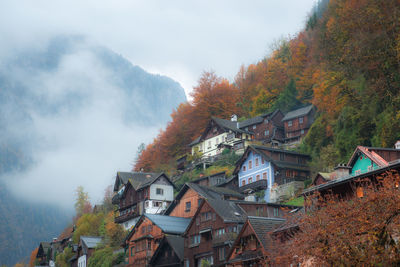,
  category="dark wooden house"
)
[191,171,227,187]
[225,216,285,267]
[124,214,190,267]
[112,172,175,230]
[164,182,244,218]
[282,105,316,144]
[238,110,285,146]
[183,198,247,267]
[149,235,185,267]
[36,242,51,266]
